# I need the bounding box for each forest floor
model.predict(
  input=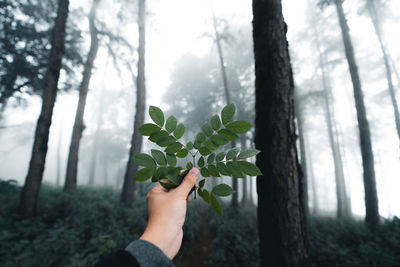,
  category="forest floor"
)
[0,179,399,267]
